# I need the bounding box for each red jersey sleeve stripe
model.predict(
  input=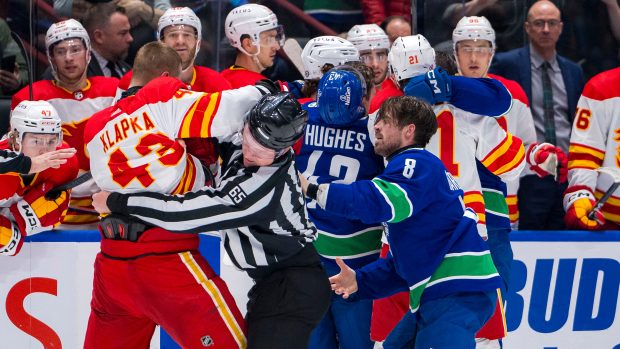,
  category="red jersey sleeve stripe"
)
[201,92,222,138]
[482,134,525,175]
[178,98,201,138]
[569,143,605,159]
